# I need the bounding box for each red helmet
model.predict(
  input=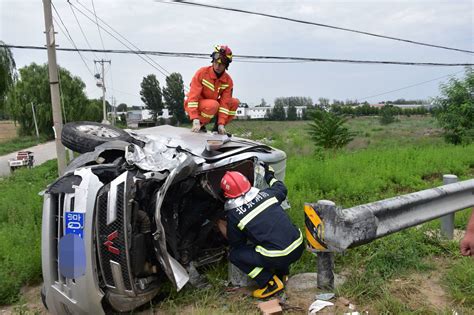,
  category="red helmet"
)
[221,171,251,198]
[211,44,233,68]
